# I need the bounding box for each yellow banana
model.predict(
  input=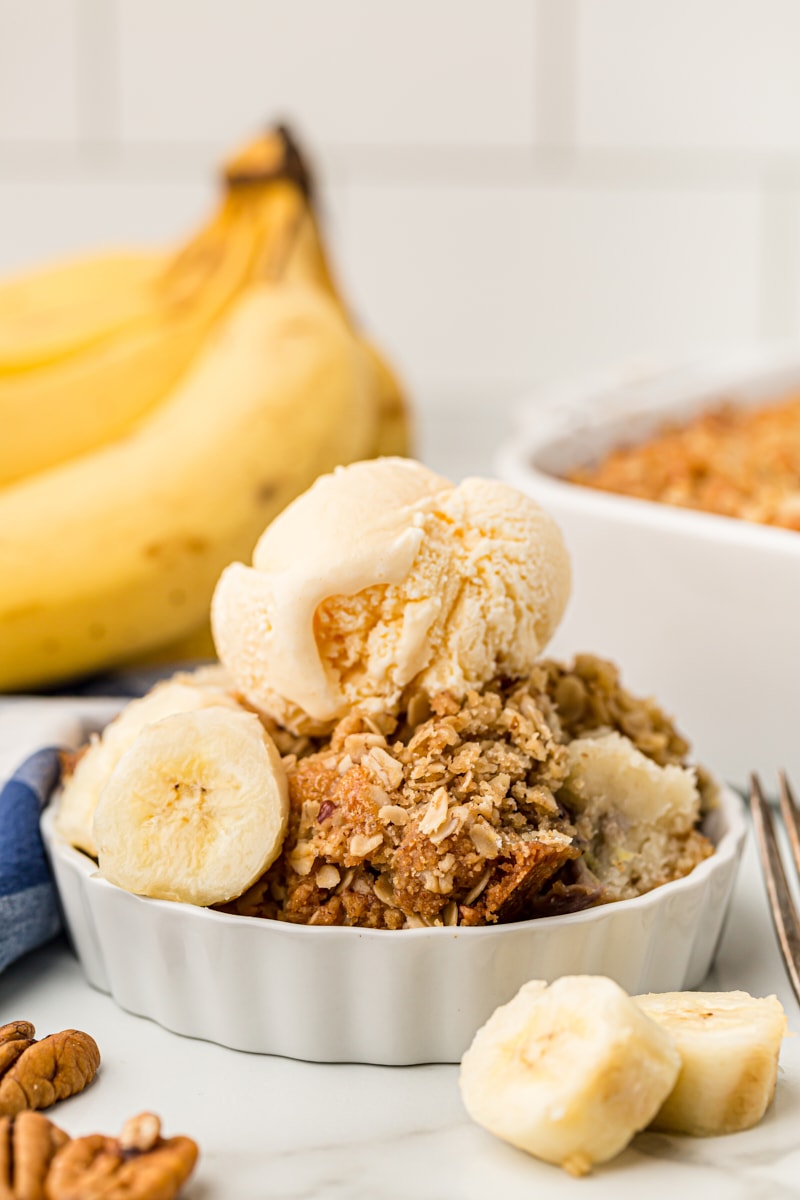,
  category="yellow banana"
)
[0,252,157,310]
[0,136,309,486]
[0,127,410,490]
[0,250,161,353]
[0,126,312,378]
[281,201,413,457]
[0,280,377,692]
